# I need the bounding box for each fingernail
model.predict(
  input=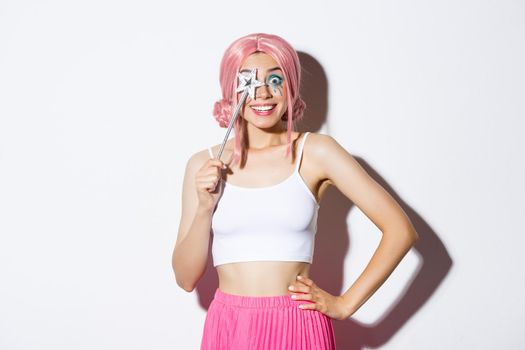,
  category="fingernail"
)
[288,285,294,291]
[291,295,297,299]
[297,275,302,280]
